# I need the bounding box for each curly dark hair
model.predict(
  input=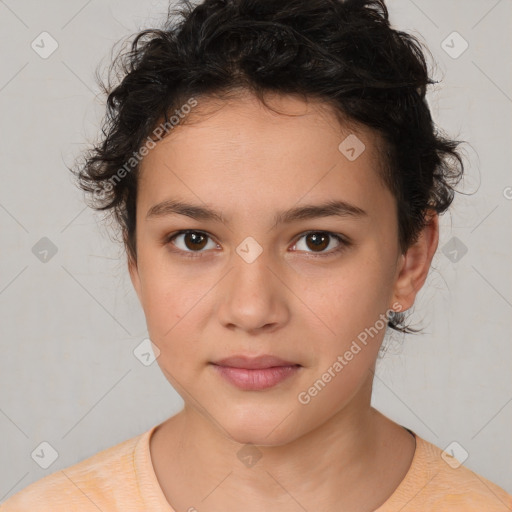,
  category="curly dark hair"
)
[71,0,464,334]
